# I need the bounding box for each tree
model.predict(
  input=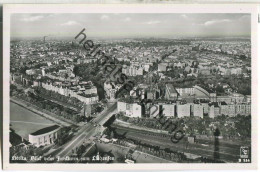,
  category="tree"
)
[10,84,17,96]
[76,145,86,156]
[216,85,224,94]
[73,66,79,76]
